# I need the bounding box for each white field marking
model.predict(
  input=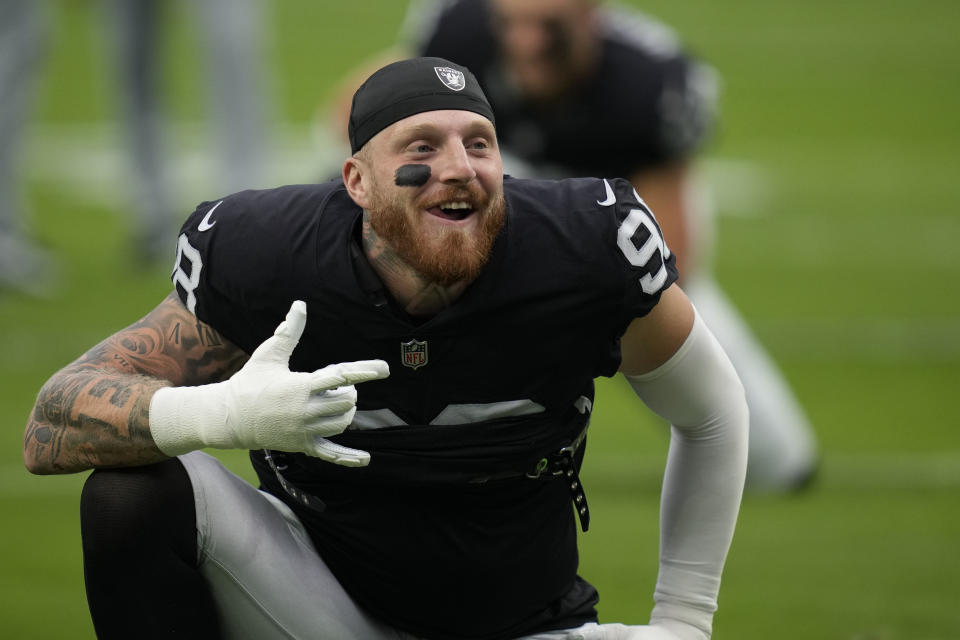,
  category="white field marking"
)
[752,317,960,363]
[721,213,960,271]
[699,157,774,218]
[4,451,960,497]
[23,123,347,213]
[22,123,768,218]
[819,452,960,490]
[27,124,957,280]
[579,451,960,490]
